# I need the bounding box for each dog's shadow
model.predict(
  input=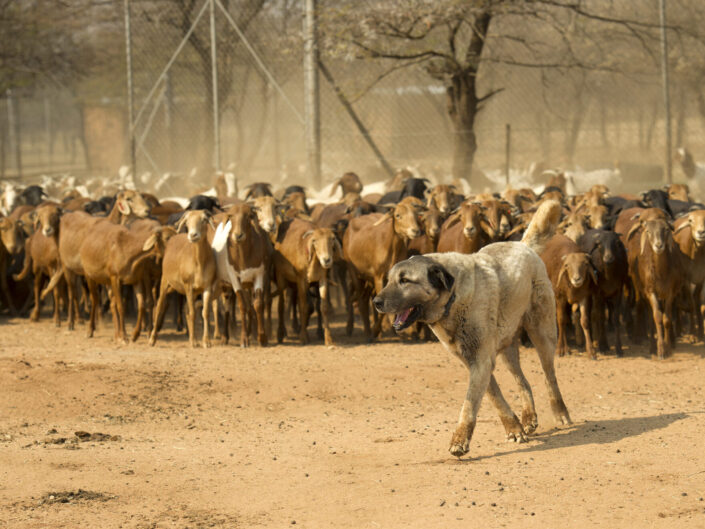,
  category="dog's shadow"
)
[455,412,689,463]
